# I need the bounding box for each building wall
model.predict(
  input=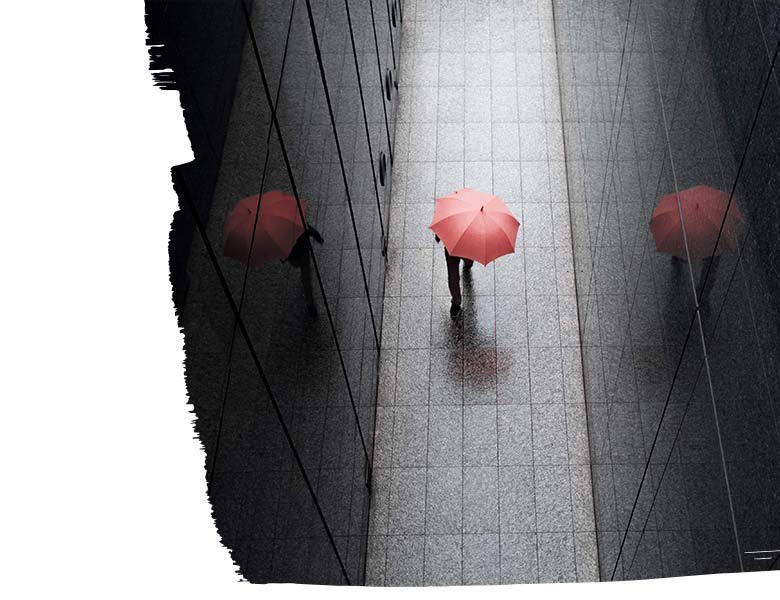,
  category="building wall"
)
[553,0,780,580]
[154,0,404,584]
